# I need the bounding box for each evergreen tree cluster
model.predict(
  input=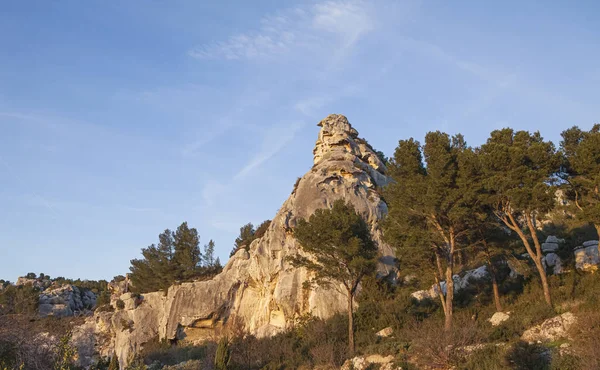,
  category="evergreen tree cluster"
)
[129,222,222,293]
[230,220,272,257]
[382,123,600,330]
